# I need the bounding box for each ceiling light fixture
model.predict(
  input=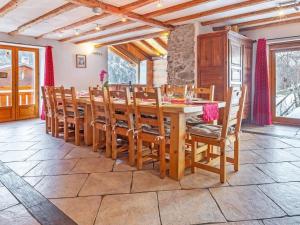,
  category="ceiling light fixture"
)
[75,29,80,36]
[95,24,101,31]
[156,0,163,8]
[92,7,102,15]
[121,17,127,22]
